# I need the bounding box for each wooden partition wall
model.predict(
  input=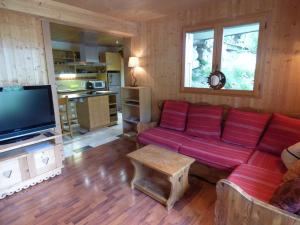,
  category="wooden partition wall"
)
[130,0,300,120]
[0,9,48,86]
